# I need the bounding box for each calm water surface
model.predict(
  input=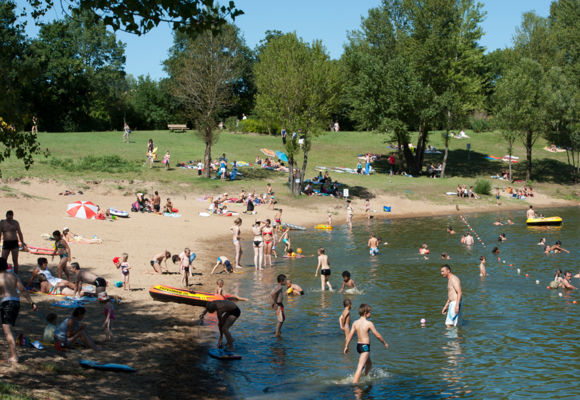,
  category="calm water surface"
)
[205,207,580,399]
